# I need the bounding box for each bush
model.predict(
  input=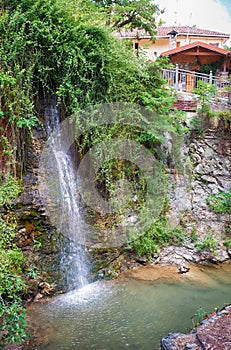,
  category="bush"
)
[195,234,219,253]
[0,215,28,347]
[0,176,22,207]
[128,215,187,257]
[207,189,231,215]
